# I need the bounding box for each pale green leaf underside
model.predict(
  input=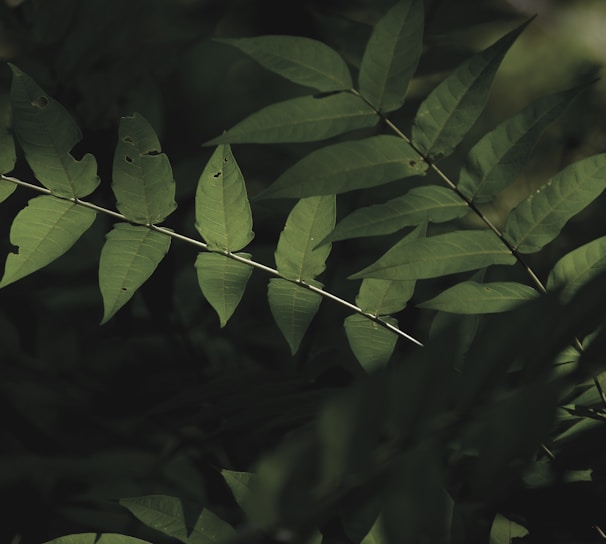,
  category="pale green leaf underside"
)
[547,235,606,301]
[195,144,254,251]
[217,35,352,92]
[411,21,529,161]
[418,281,538,314]
[0,195,96,288]
[0,126,16,173]
[205,93,377,145]
[275,195,335,280]
[356,278,415,315]
[458,85,583,202]
[505,153,606,253]
[259,135,427,200]
[43,534,151,544]
[489,513,529,544]
[320,185,467,245]
[344,314,398,372]
[351,230,515,281]
[358,0,424,112]
[119,495,236,544]
[195,252,253,327]
[0,178,17,203]
[99,223,171,324]
[267,278,322,354]
[112,113,177,224]
[9,64,99,198]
